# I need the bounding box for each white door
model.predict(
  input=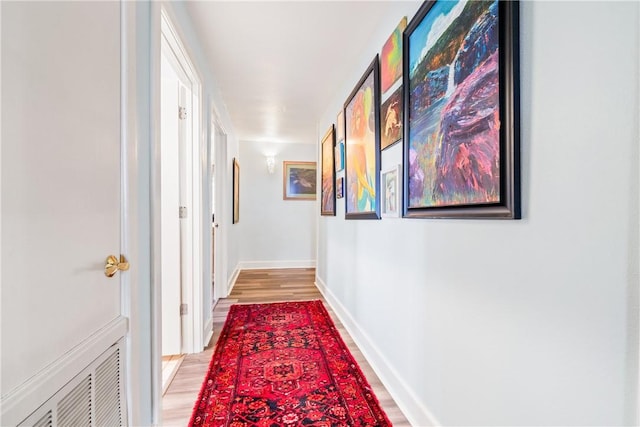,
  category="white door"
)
[160,51,183,356]
[212,123,228,302]
[2,1,126,423]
